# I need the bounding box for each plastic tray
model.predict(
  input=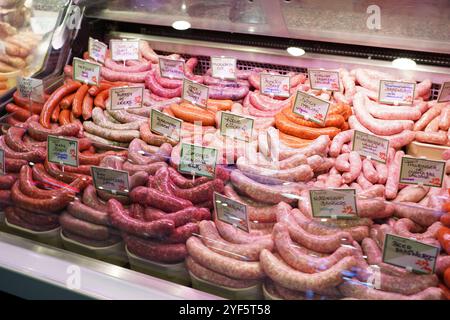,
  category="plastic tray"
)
[189,271,263,300]
[4,218,62,248]
[406,141,450,160]
[262,282,283,300]
[125,246,191,286]
[61,231,128,266]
